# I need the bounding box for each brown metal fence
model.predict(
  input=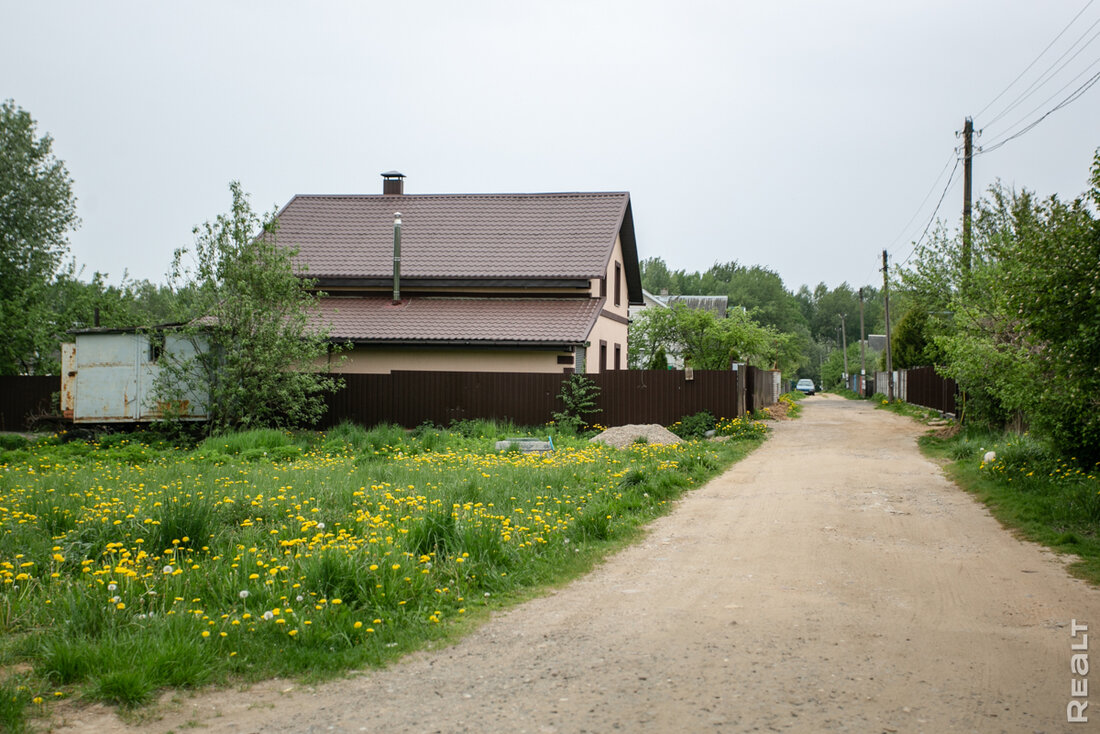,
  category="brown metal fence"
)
[0,376,58,431]
[1,369,765,431]
[903,366,957,415]
[322,369,751,429]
